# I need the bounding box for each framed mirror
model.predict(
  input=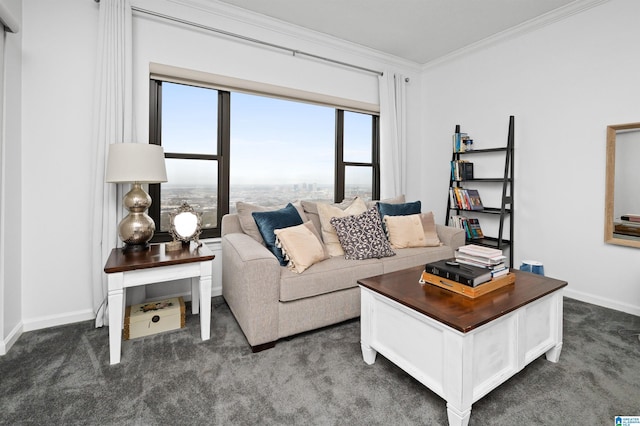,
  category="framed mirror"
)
[604,122,640,248]
[169,202,202,245]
